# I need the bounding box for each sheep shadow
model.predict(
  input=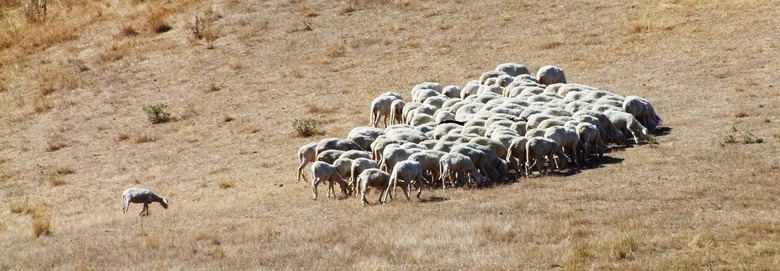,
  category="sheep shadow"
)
[580,156,624,169]
[652,126,672,136]
[419,196,449,203]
